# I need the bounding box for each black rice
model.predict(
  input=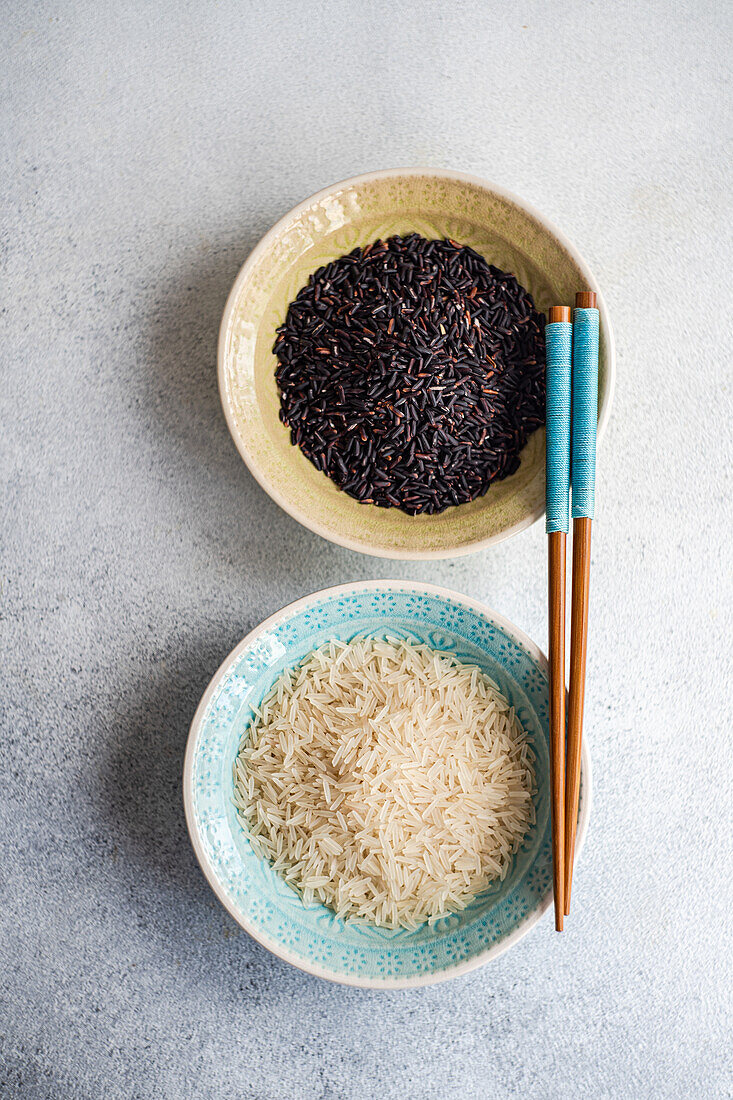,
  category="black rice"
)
[274,234,545,515]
